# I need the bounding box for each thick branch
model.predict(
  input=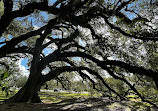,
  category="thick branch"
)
[0,26,46,58]
[0,1,59,37]
[103,60,158,79]
[0,17,60,58]
[12,1,51,18]
[42,51,158,88]
[42,30,79,50]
